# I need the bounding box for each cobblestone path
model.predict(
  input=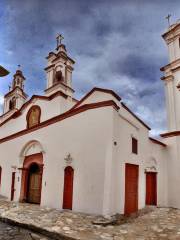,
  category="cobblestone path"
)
[0,221,49,240]
[1,198,180,239]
